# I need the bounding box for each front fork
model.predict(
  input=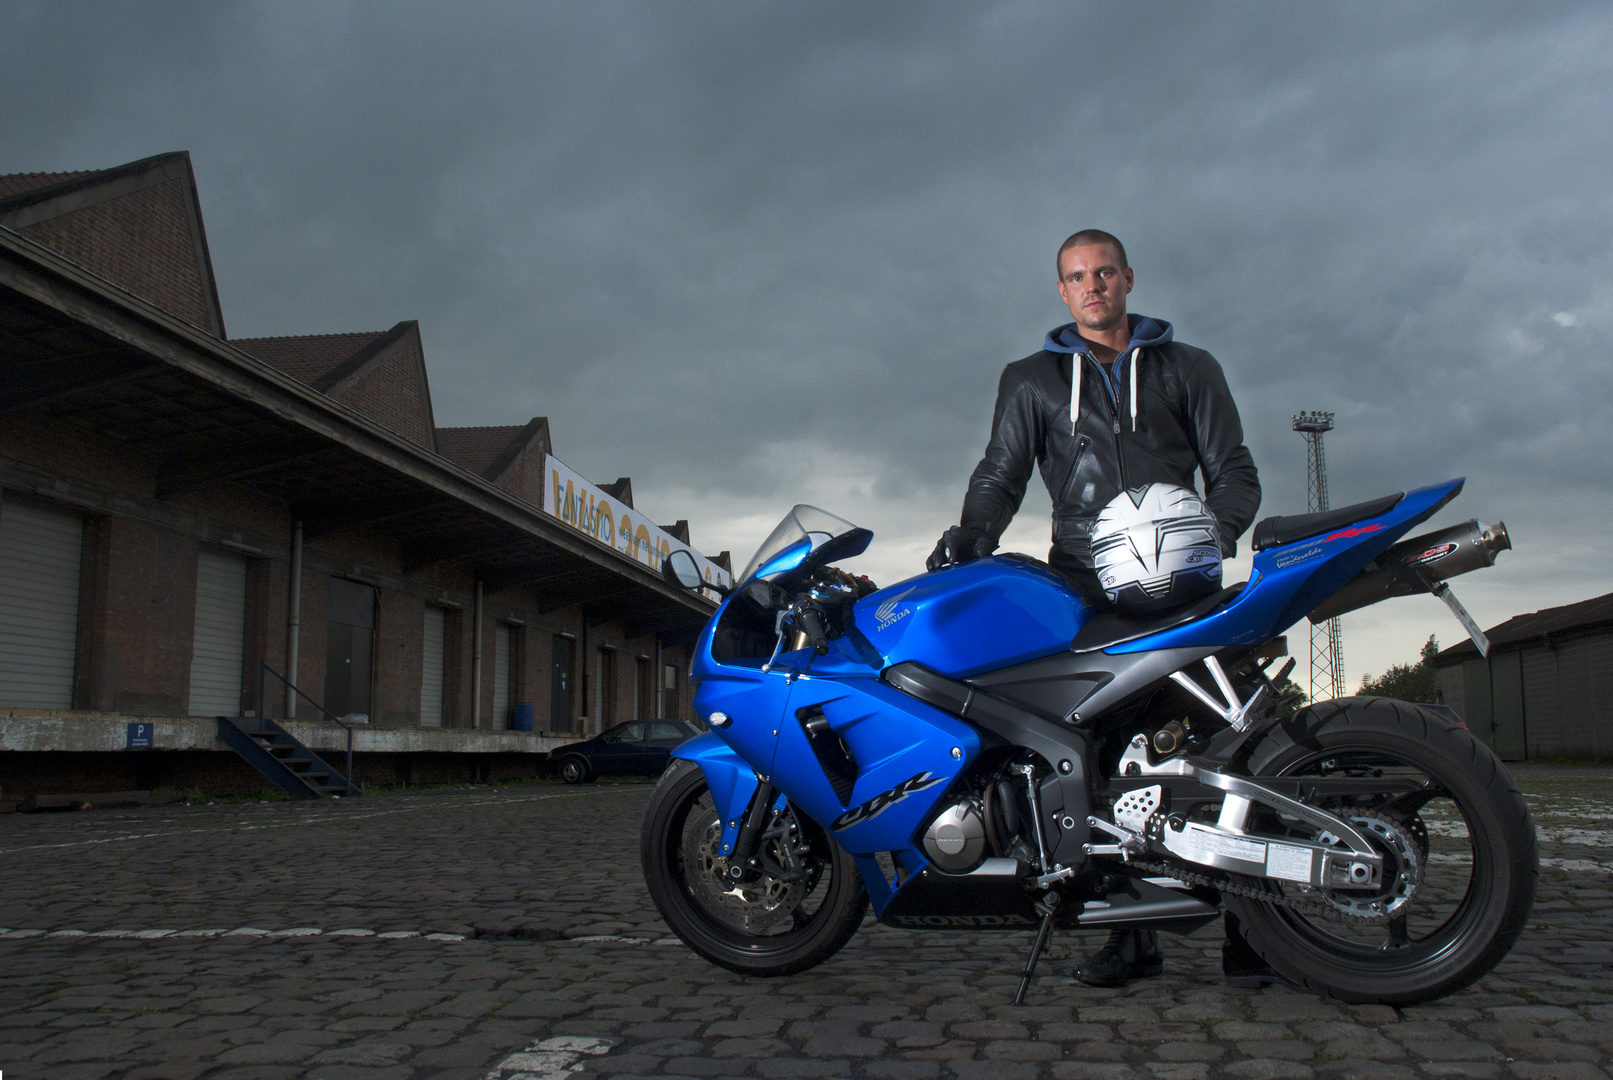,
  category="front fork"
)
[725,779,778,879]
